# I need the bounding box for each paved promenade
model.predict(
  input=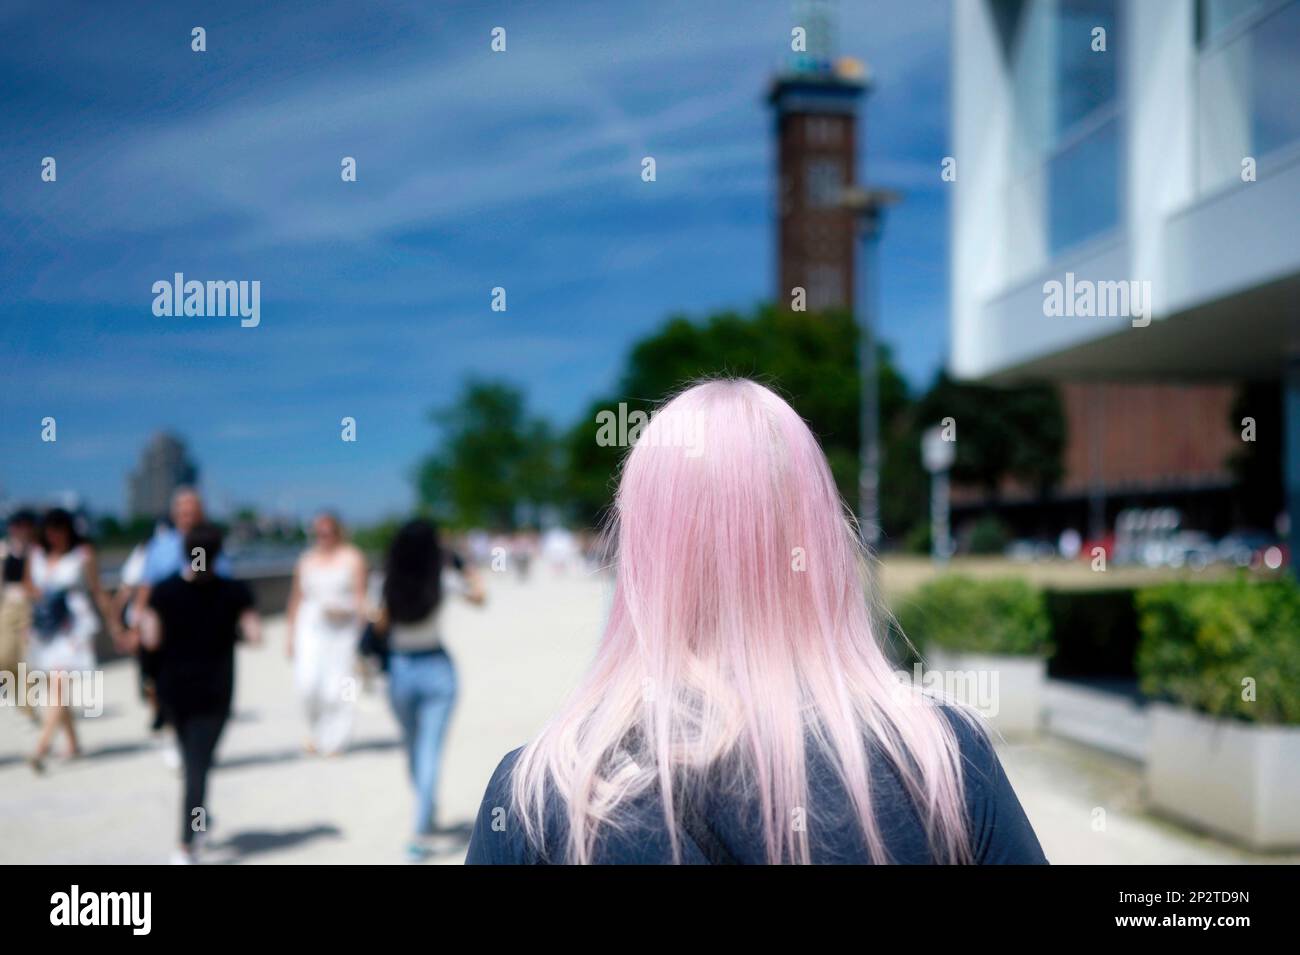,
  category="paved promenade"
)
[0,571,1292,864]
